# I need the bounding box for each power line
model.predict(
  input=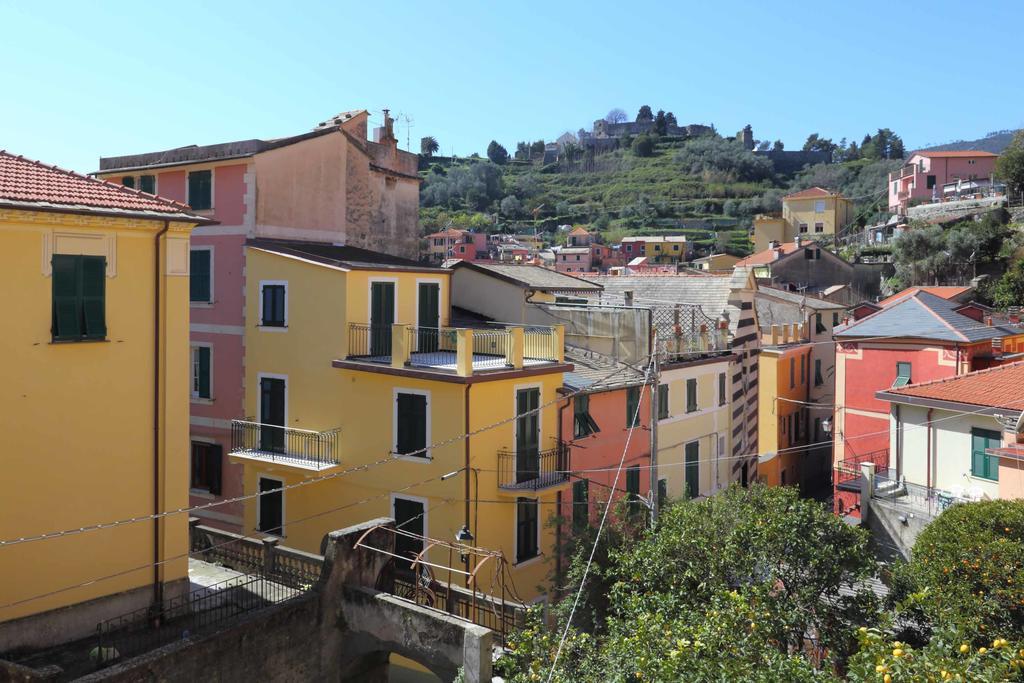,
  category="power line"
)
[0,361,640,549]
[547,355,655,680]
